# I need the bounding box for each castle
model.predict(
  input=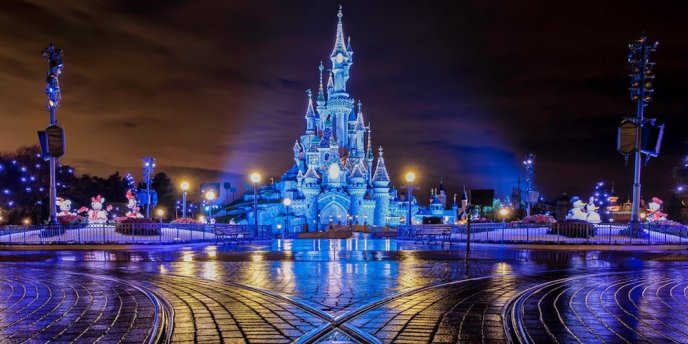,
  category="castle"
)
[227,7,458,232]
